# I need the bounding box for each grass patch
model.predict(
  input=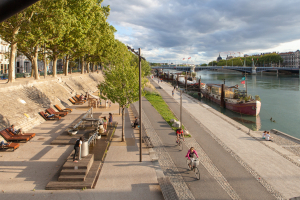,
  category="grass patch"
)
[145,91,185,132]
